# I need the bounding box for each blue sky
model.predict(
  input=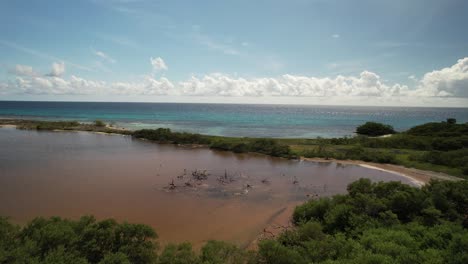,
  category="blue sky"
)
[1,0,467,106]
